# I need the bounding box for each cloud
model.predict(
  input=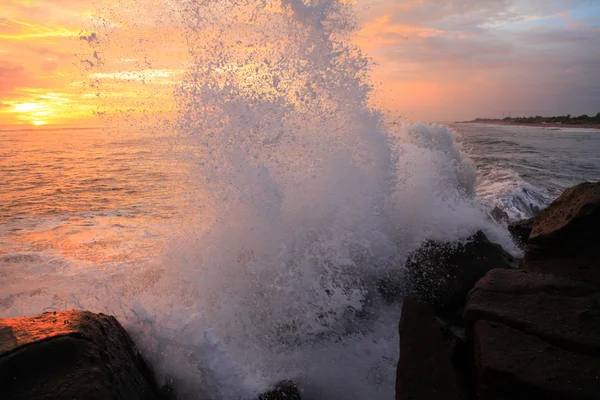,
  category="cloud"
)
[1,0,90,29]
[357,0,600,120]
[0,62,27,95]
[30,45,73,60]
[42,60,58,71]
[0,18,78,40]
[1,0,598,124]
